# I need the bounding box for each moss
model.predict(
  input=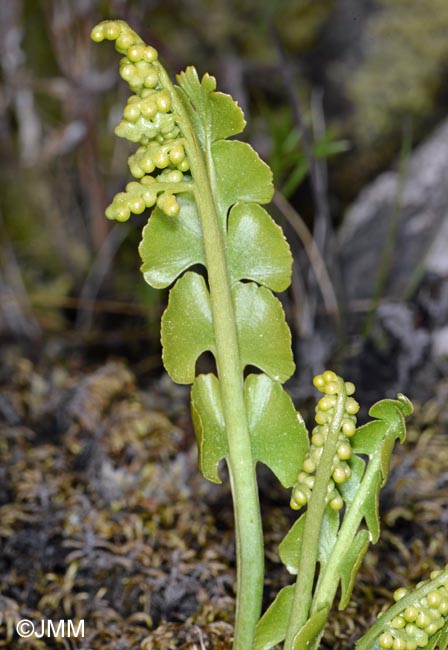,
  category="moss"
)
[348,0,448,145]
[146,0,333,65]
[275,0,334,53]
